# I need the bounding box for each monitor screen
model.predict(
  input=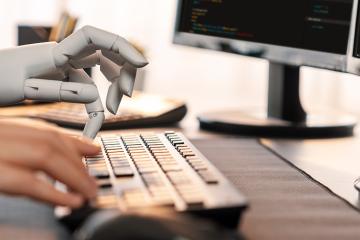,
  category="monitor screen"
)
[178,0,353,55]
